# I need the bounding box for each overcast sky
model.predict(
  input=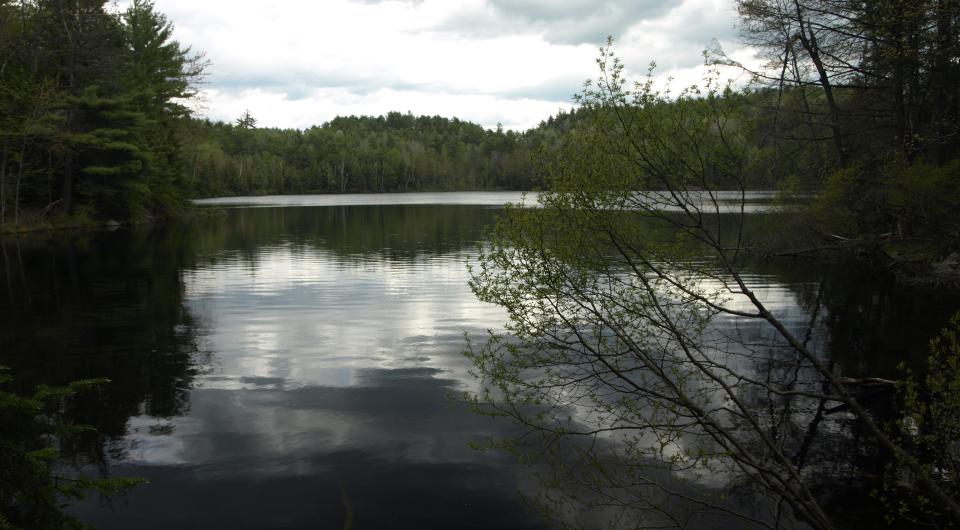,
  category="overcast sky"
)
[117,0,758,131]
